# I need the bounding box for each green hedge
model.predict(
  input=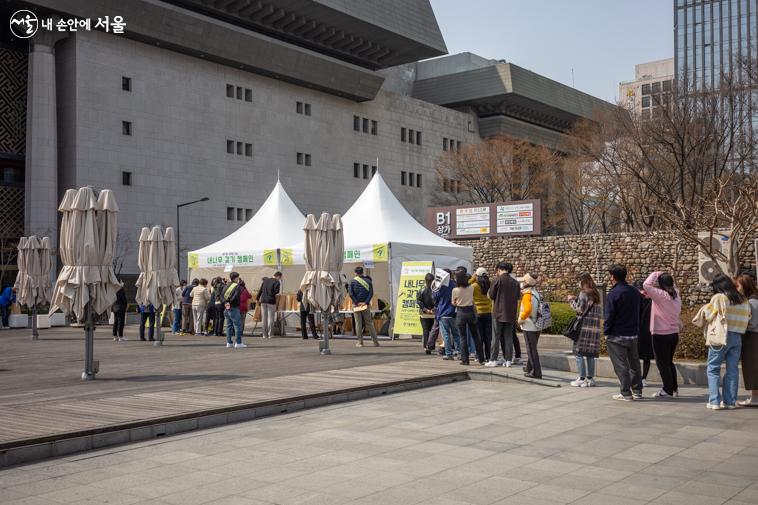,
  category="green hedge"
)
[547,302,575,335]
